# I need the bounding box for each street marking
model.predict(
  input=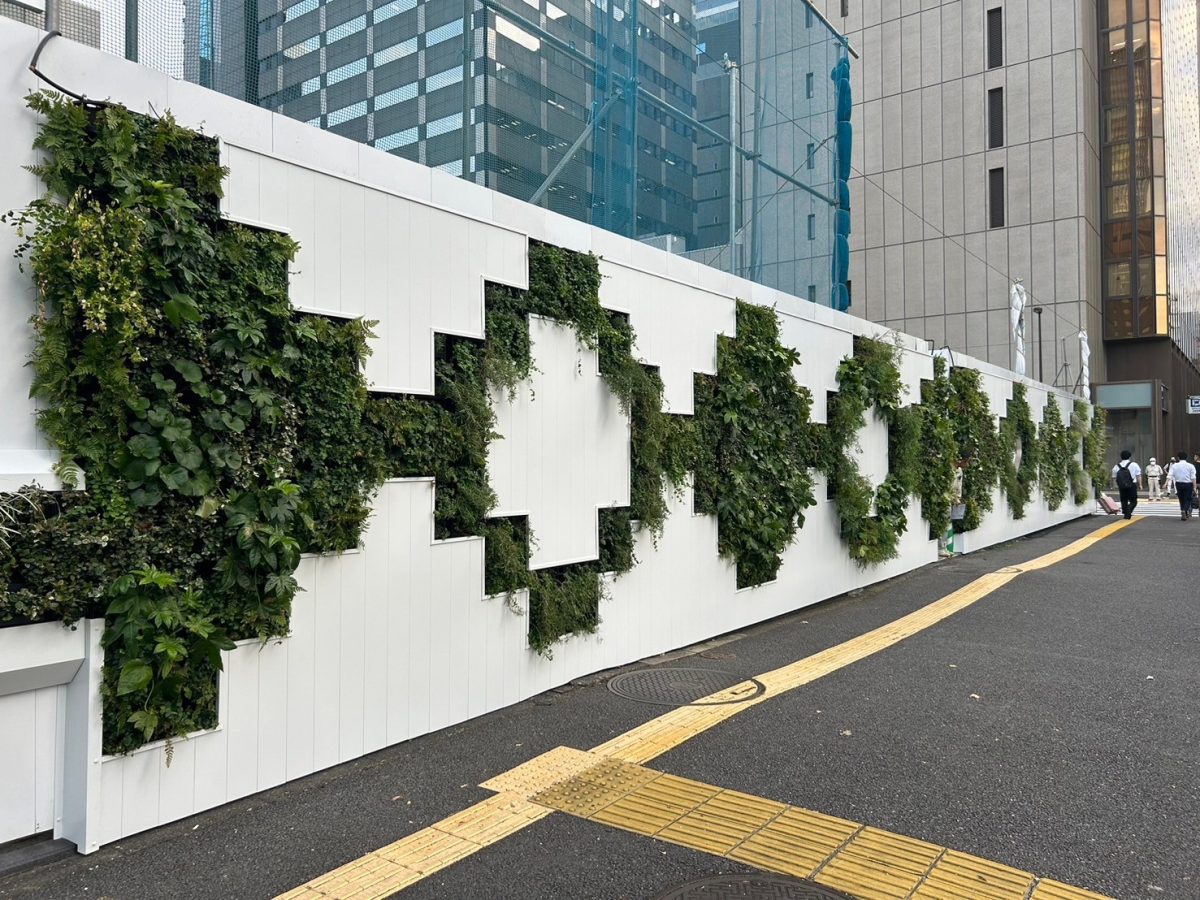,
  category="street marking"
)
[505,752,1103,900]
[277,518,1136,898]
